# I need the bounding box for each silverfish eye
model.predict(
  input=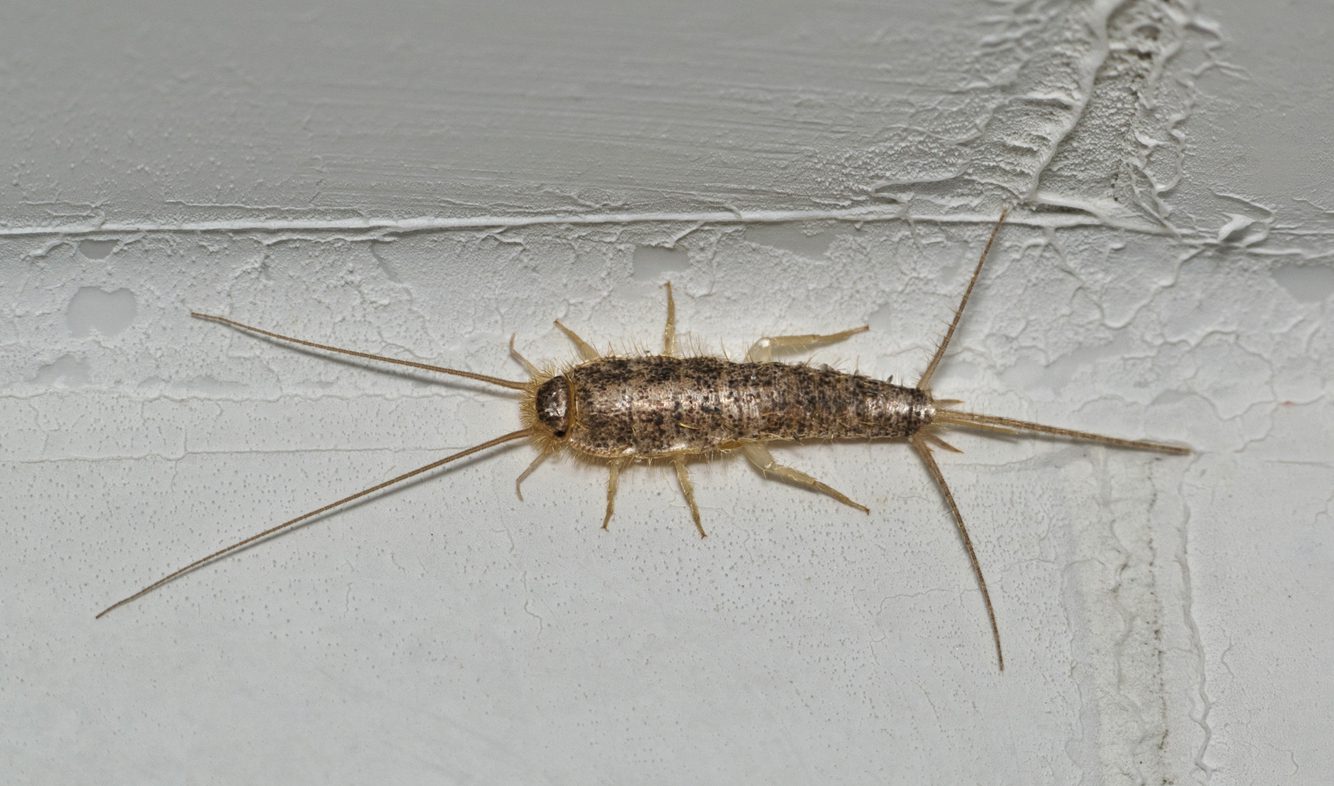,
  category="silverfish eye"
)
[535,375,571,438]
